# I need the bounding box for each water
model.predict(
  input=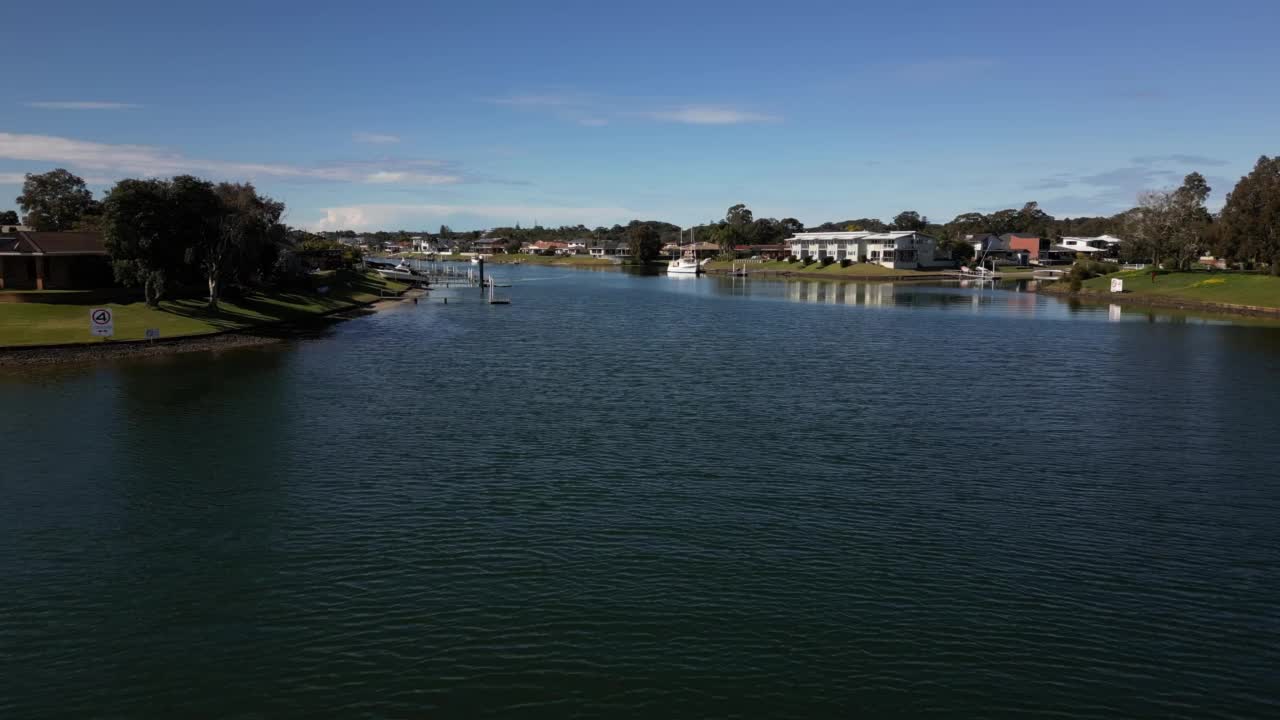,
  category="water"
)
[4,267,1279,718]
